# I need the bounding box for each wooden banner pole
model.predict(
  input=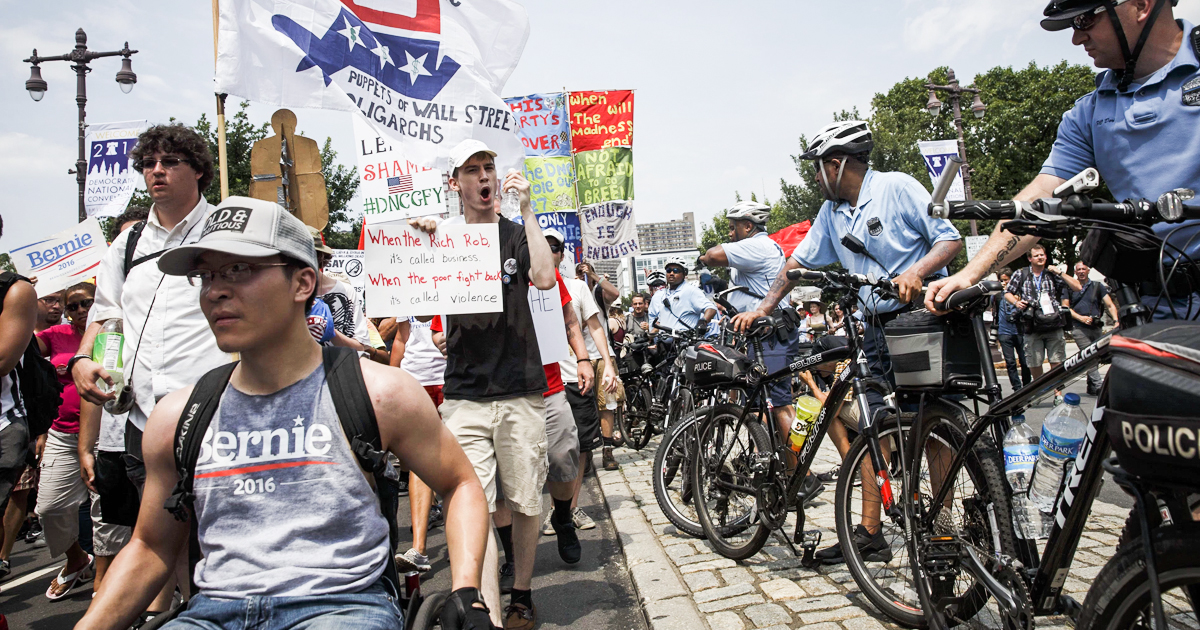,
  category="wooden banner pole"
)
[213,0,230,200]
